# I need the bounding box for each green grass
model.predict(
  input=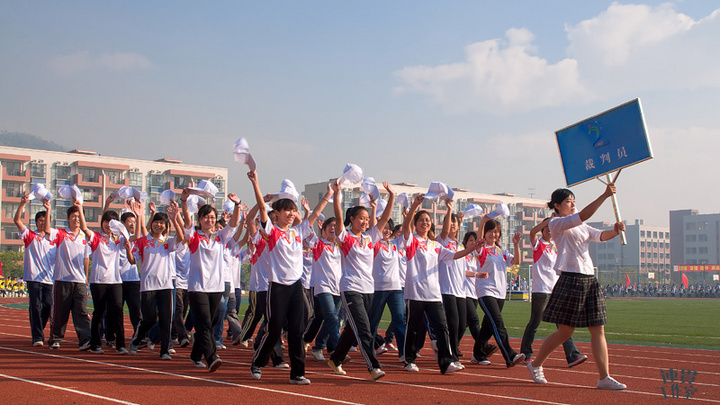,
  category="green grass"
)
[5,297,718,350]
